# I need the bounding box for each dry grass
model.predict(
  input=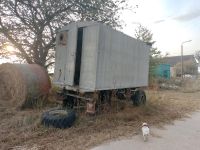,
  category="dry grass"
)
[181,78,200,93]
[0,89,200,150]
